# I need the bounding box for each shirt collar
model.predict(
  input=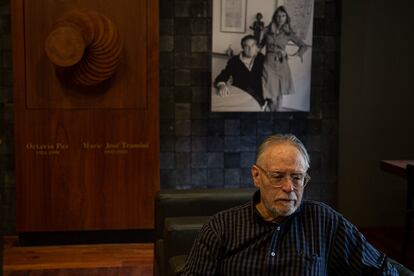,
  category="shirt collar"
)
[239,53,256,71]
[251,190,303,226]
